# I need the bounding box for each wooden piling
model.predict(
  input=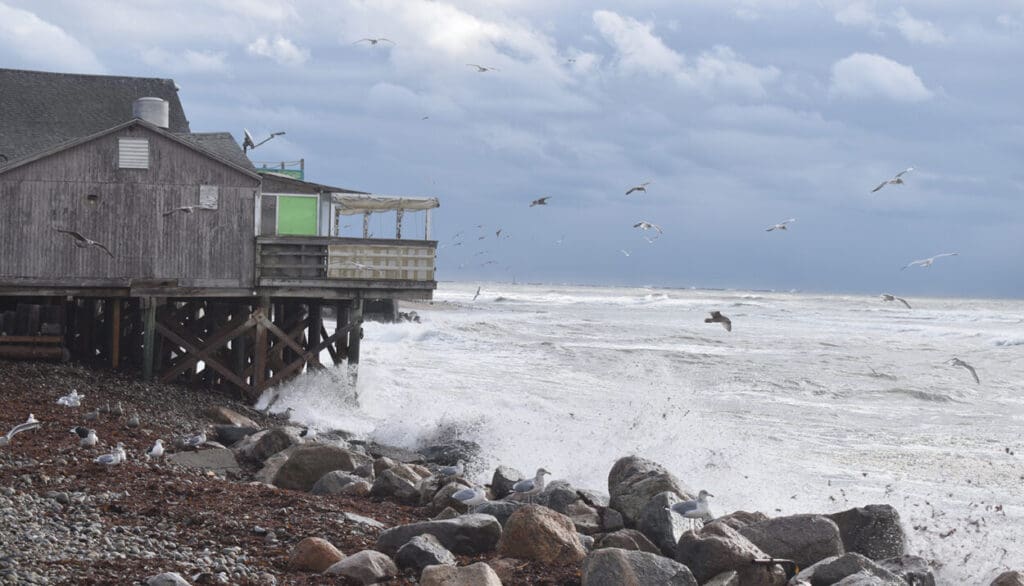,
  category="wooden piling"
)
[142,297,156,381]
